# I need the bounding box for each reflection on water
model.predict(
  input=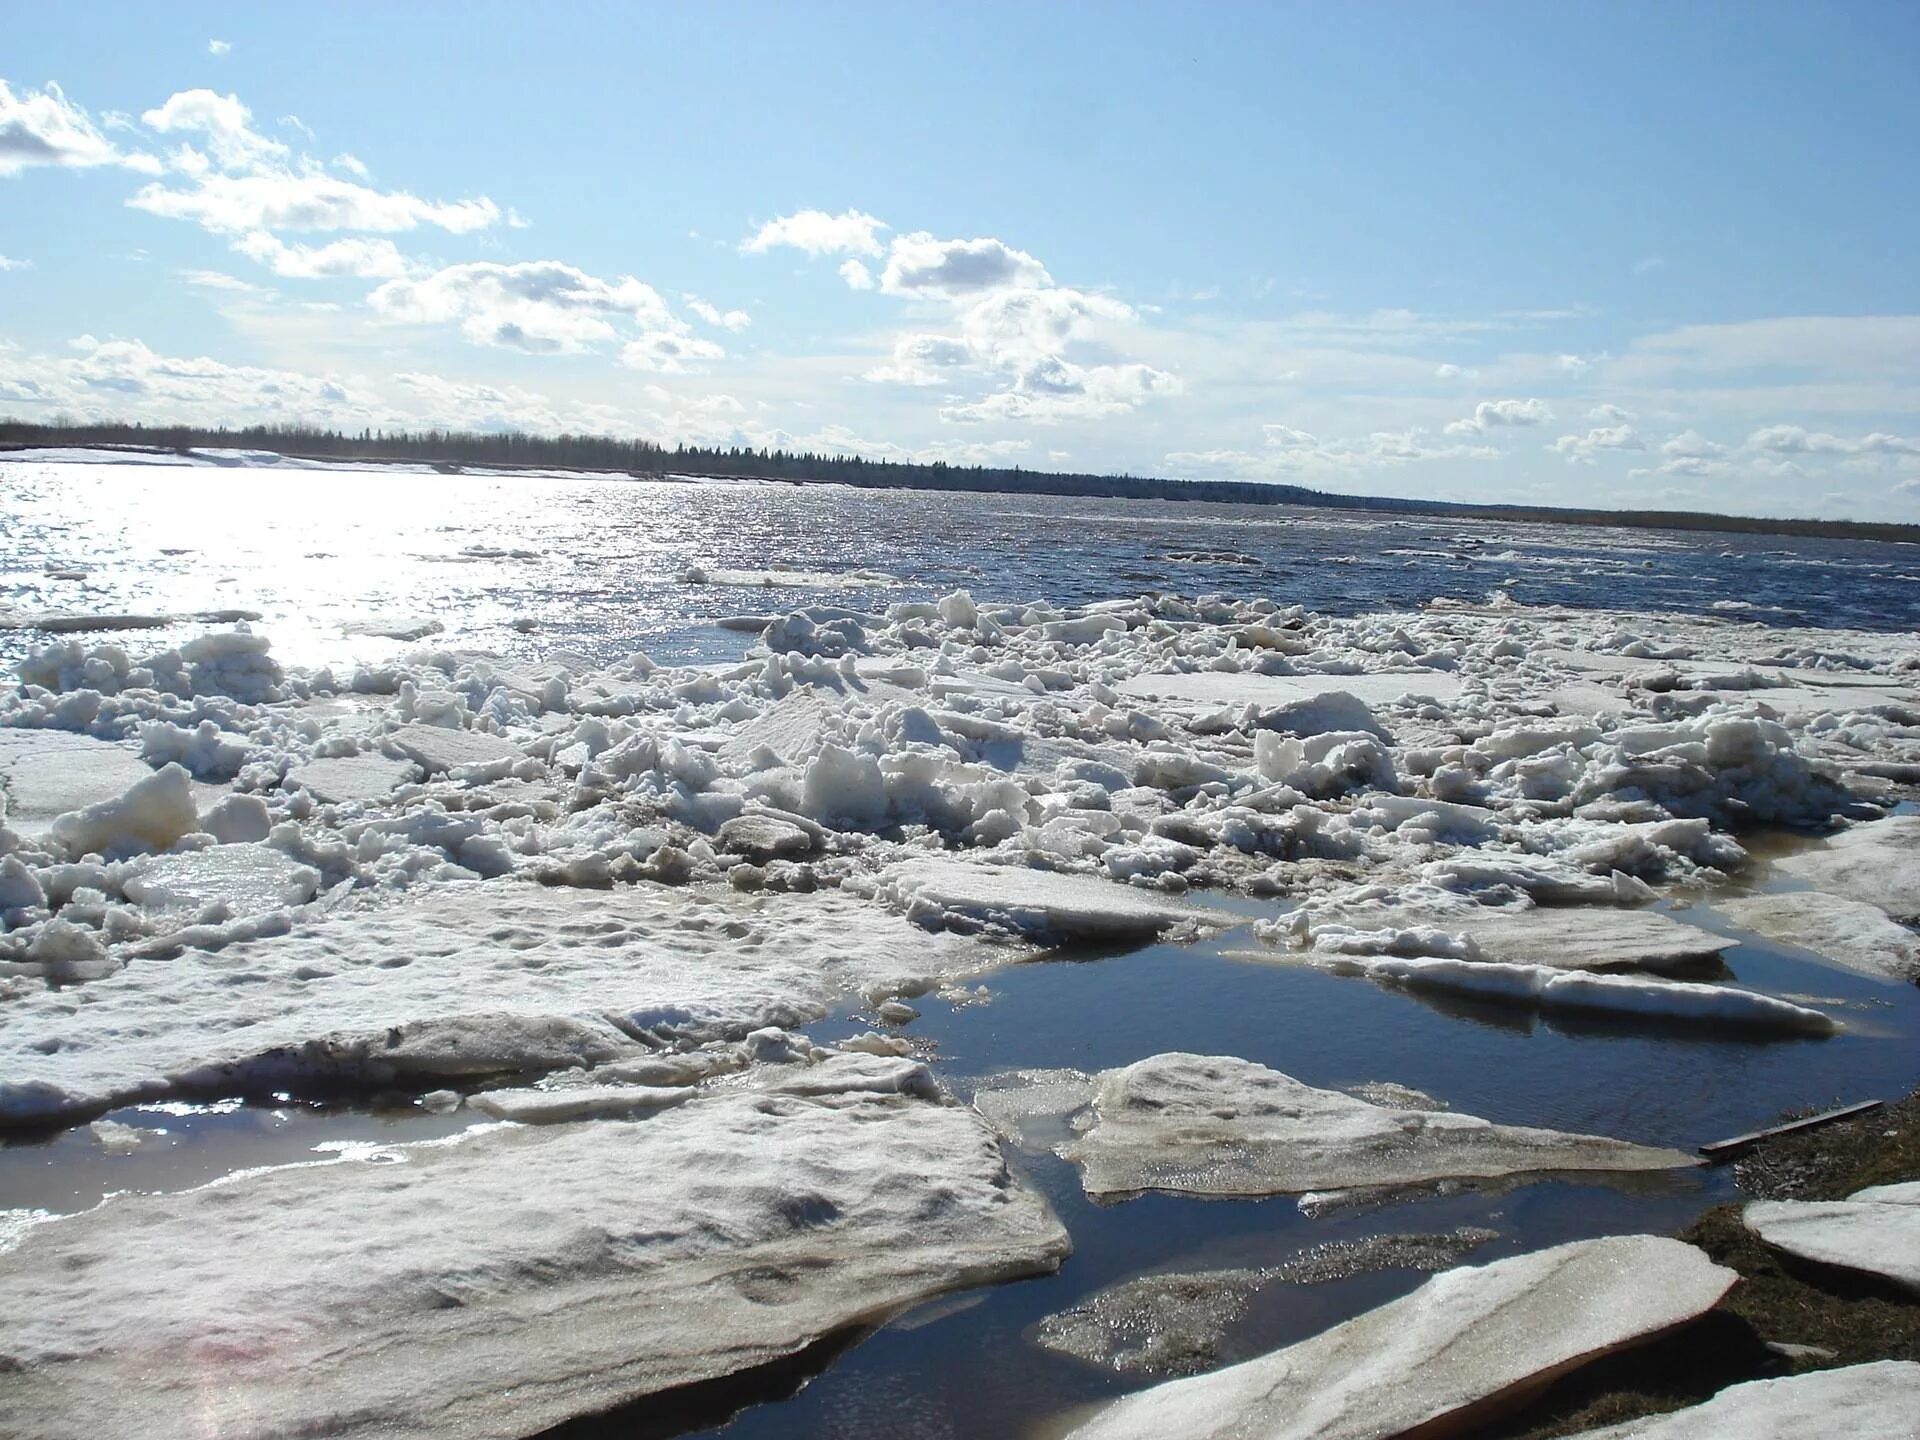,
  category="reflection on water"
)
[5,461,1919,678]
